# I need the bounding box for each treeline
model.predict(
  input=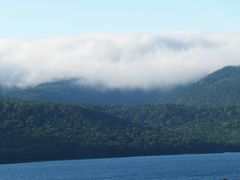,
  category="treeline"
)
[1,100,240,163]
